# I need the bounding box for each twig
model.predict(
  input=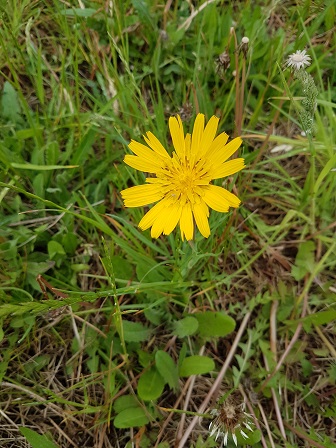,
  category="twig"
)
[232,29,240,138]
[176,312,251,447]
[177,0,216,32]
[259,291,308,393]
[314,324,336,358]
[270,300,278,360]
[154,377,194,448]
[238,385,268,448]
[263,353,286,441]
[283,422,326,448]
[176,346,205,441]
[257,400,276,448]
